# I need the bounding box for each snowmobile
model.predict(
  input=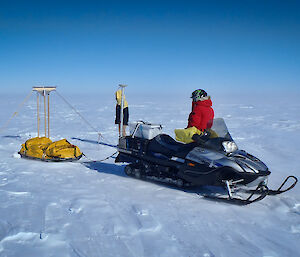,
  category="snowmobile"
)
[115,119,297,205]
